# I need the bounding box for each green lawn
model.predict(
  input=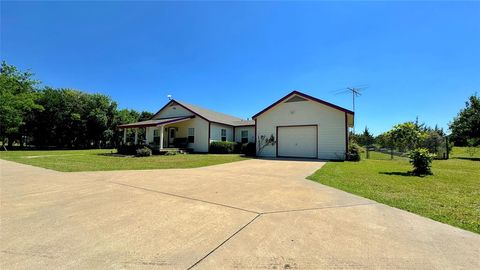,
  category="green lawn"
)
[0,149,249,172]
[308,147,480,234]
